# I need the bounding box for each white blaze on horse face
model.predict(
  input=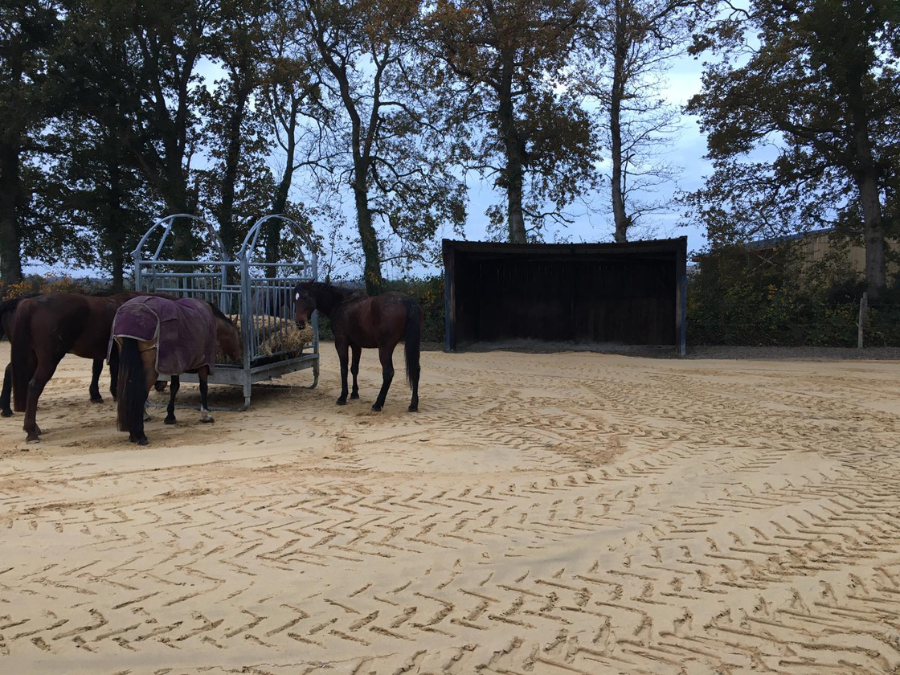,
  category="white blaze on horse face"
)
[295,293,299,301]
